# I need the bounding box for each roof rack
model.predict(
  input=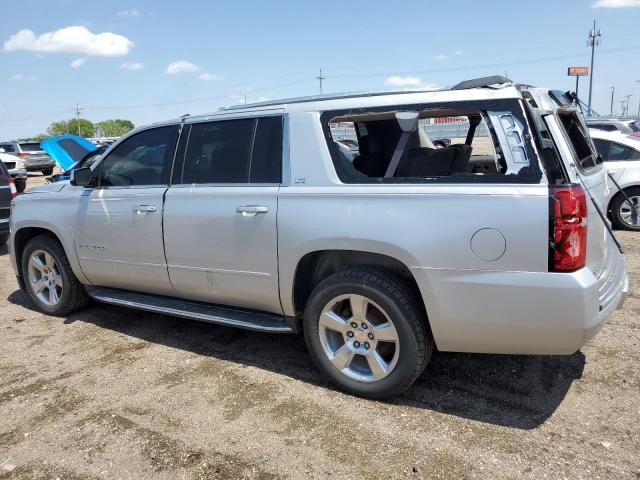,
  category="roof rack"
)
[451,75,511,90]
[219,88,441,111]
